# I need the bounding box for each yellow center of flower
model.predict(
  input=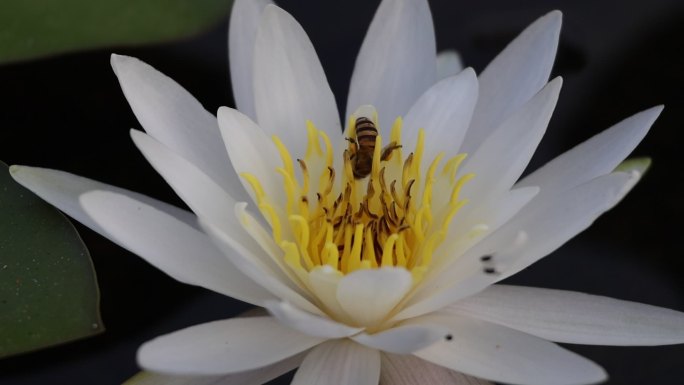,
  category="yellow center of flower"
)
[241,113,473,284]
